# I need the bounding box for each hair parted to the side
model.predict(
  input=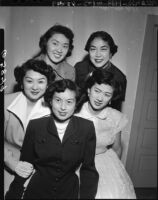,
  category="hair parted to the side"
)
[38,24,74,57]
[85,31,118,56]
[76,69,123,112]
[44,79,81,112]
[14,59,56,89]
[85,69,122,101]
